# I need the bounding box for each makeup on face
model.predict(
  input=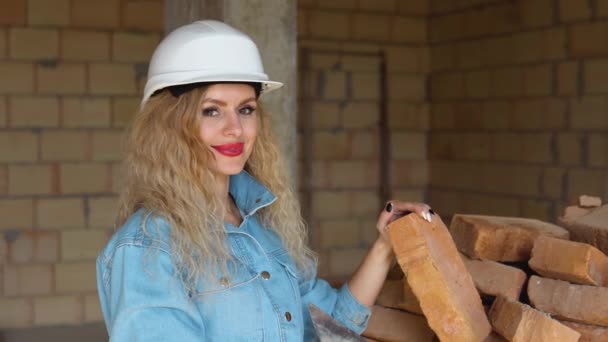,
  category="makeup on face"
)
[211,142,244,157]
